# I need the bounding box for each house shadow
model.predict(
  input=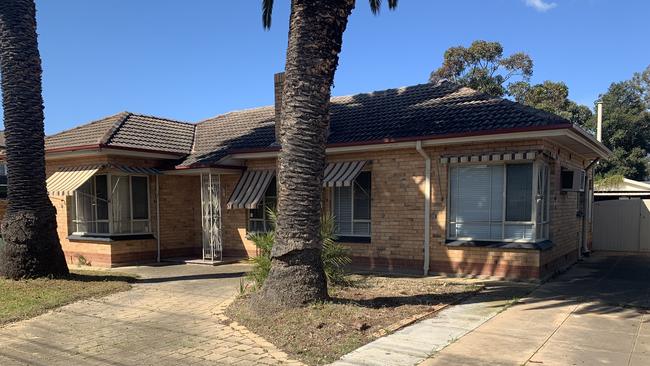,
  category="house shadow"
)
[134,271,246,284]
[65,272,137,284]
[437,252,650,318]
